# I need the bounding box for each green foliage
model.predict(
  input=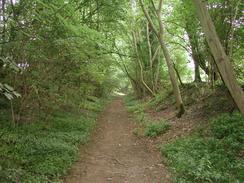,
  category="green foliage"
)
[146,91,173,110]
[0,0,243,181]
[124,95,145,114]
[124,95,170,137]
[0,57,21,100]
[147,93,167,108]
[0,0,127,124]
[144,121,170,137]
[0,0,127,181]
[162,112,244,183]
[0,83,21,100]
[0,100,104,183]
